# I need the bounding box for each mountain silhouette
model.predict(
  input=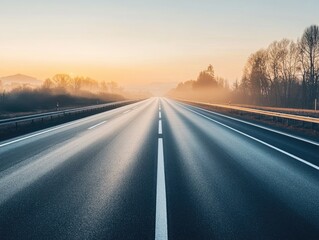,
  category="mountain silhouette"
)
[0,74,42,87]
